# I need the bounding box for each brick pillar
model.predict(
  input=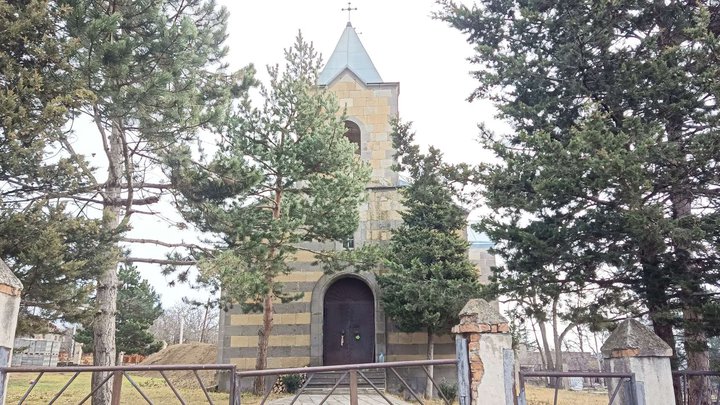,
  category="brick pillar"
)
[0,259,23,404]
[452,299,514,405]
[601,319,675,405]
